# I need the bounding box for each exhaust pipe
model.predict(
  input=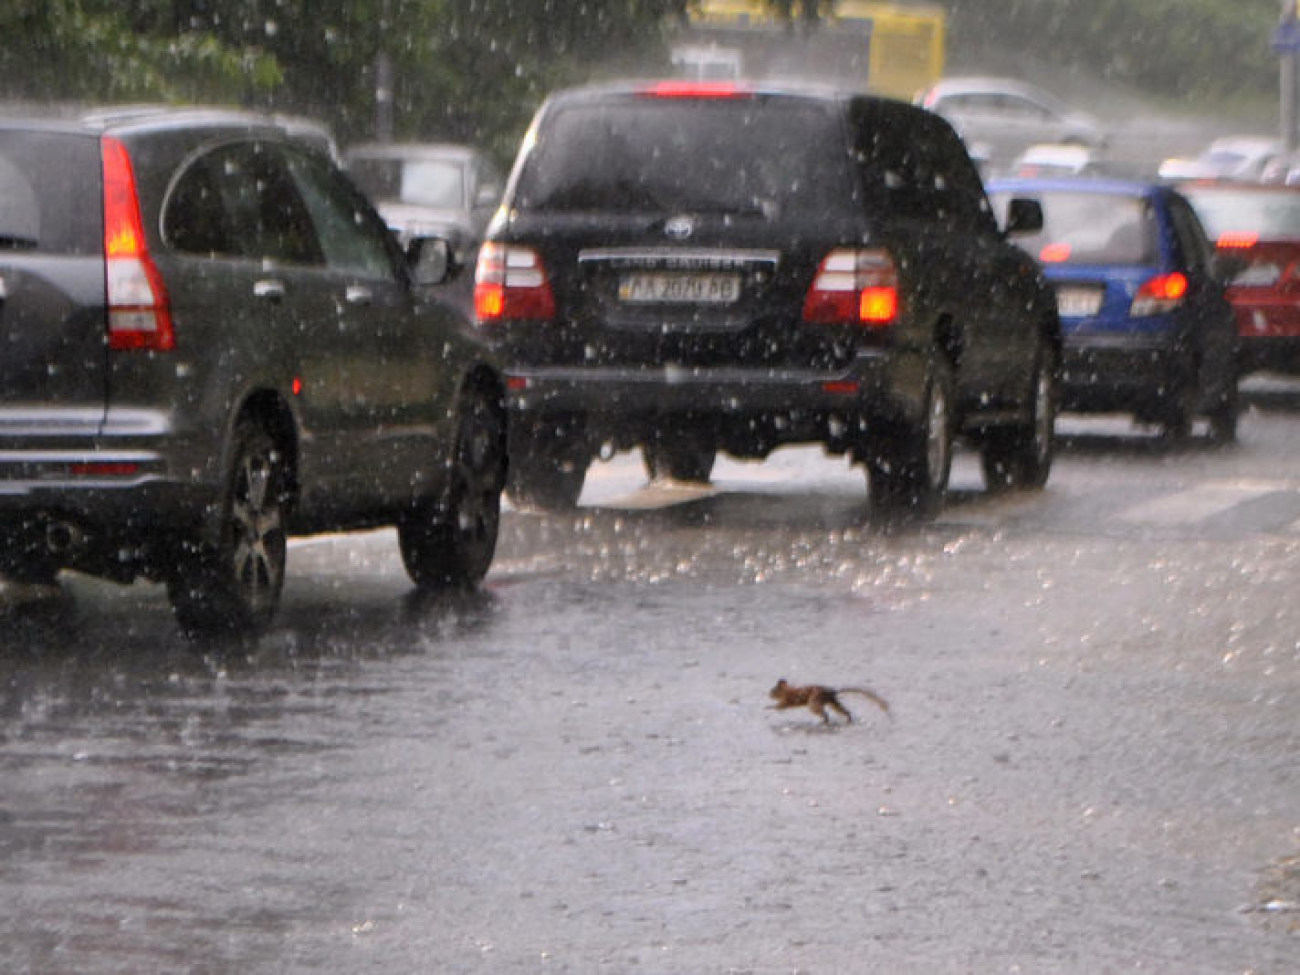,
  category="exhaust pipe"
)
[44,520,86,556]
